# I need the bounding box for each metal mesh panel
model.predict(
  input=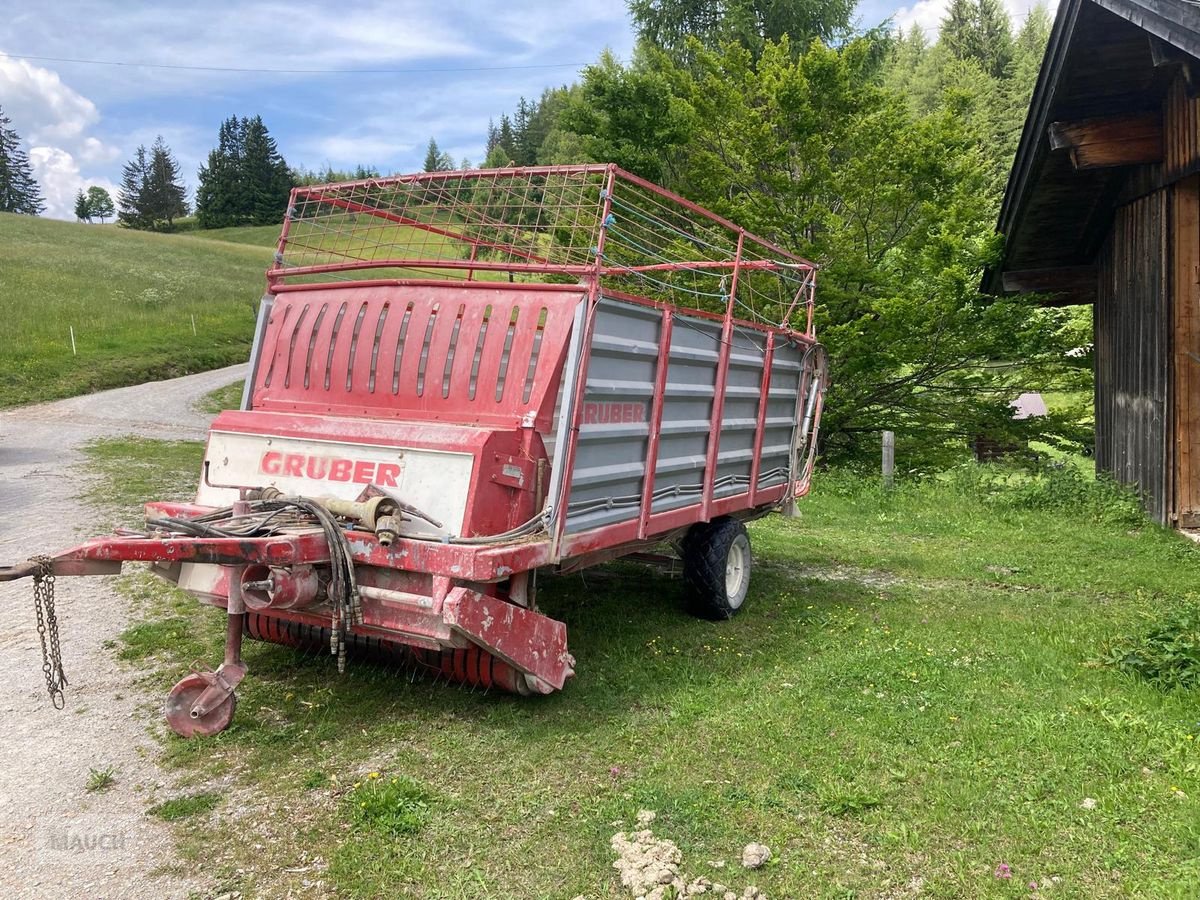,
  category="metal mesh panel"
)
[271,165,816,331]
